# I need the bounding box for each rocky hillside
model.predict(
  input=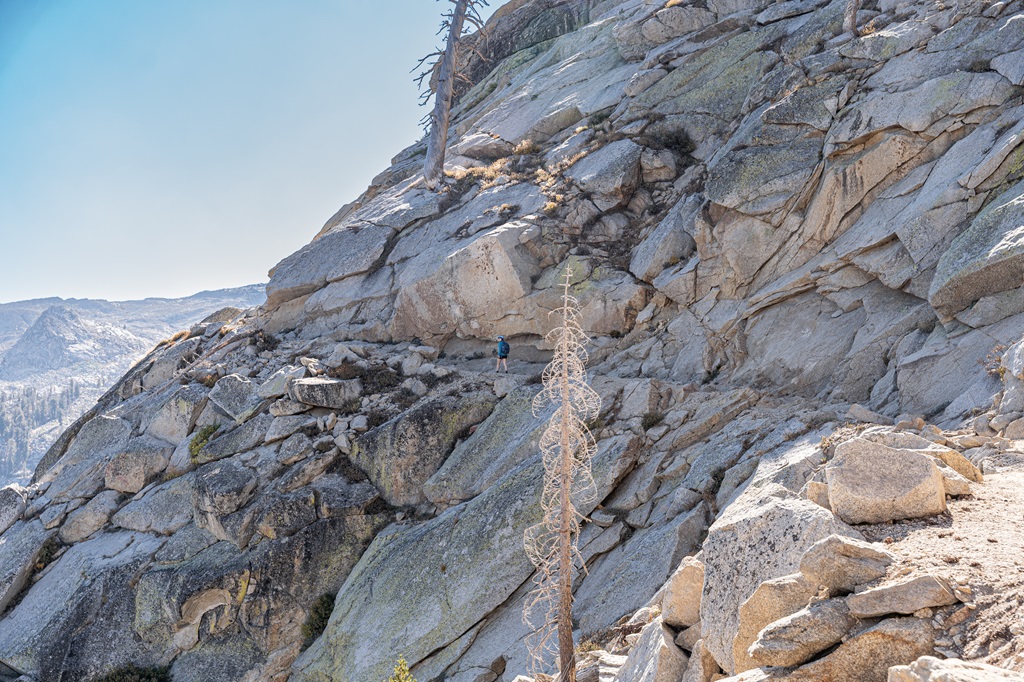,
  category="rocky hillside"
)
[2,0,1024,680]
[0,286,266,486]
